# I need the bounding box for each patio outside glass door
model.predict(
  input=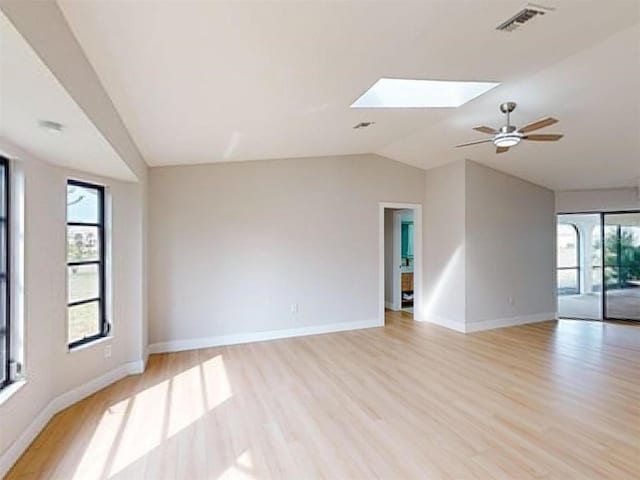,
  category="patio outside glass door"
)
[603,212,640,321]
